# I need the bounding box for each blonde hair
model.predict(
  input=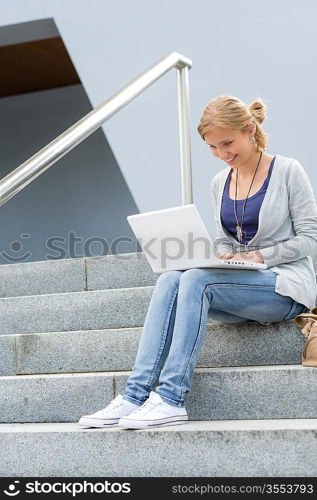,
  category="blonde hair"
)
[197,95,268,152]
